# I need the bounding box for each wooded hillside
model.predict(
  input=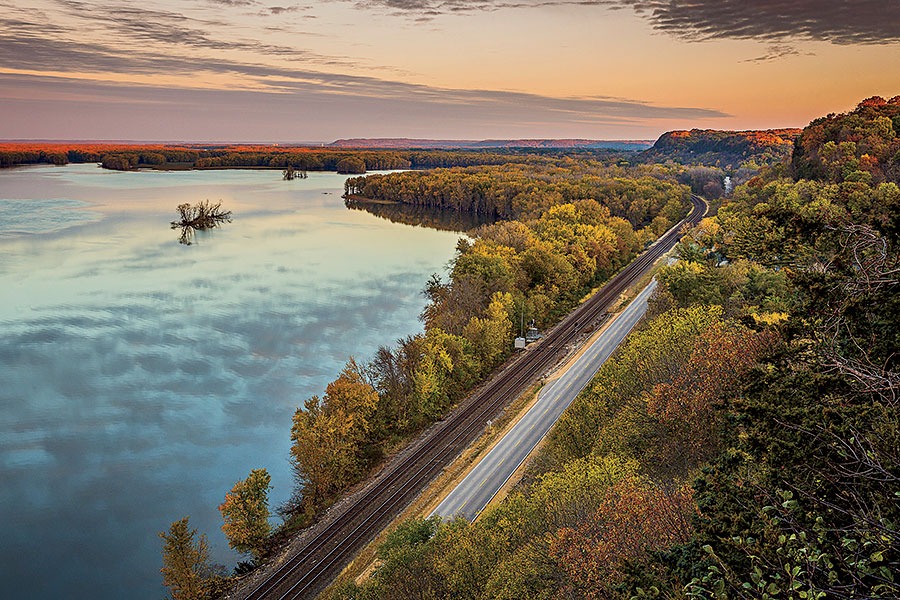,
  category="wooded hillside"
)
[160,157,692,597]
[642,128,800,170]
[334,97,899,600]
